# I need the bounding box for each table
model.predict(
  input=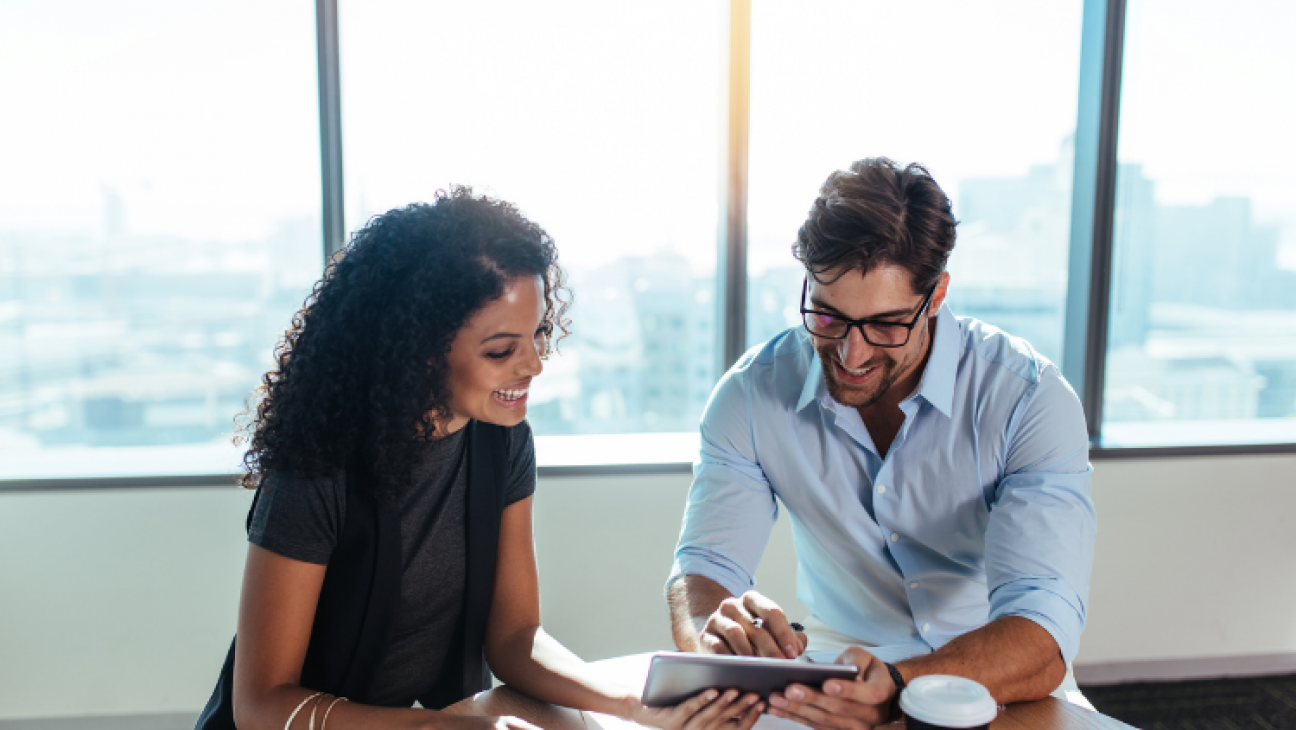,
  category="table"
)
[445,654,1132,730]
